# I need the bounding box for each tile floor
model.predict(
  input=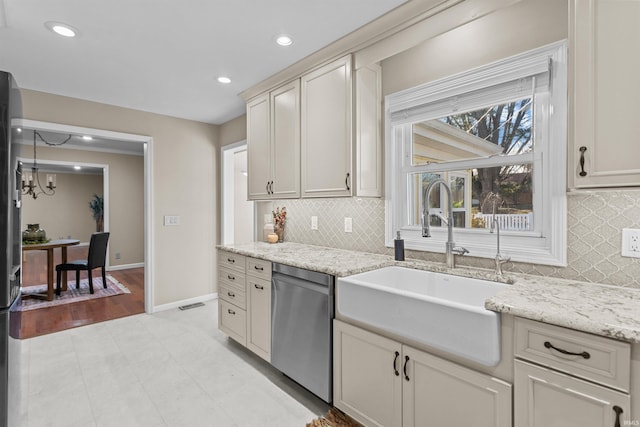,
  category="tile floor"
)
[20,301,328,426]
